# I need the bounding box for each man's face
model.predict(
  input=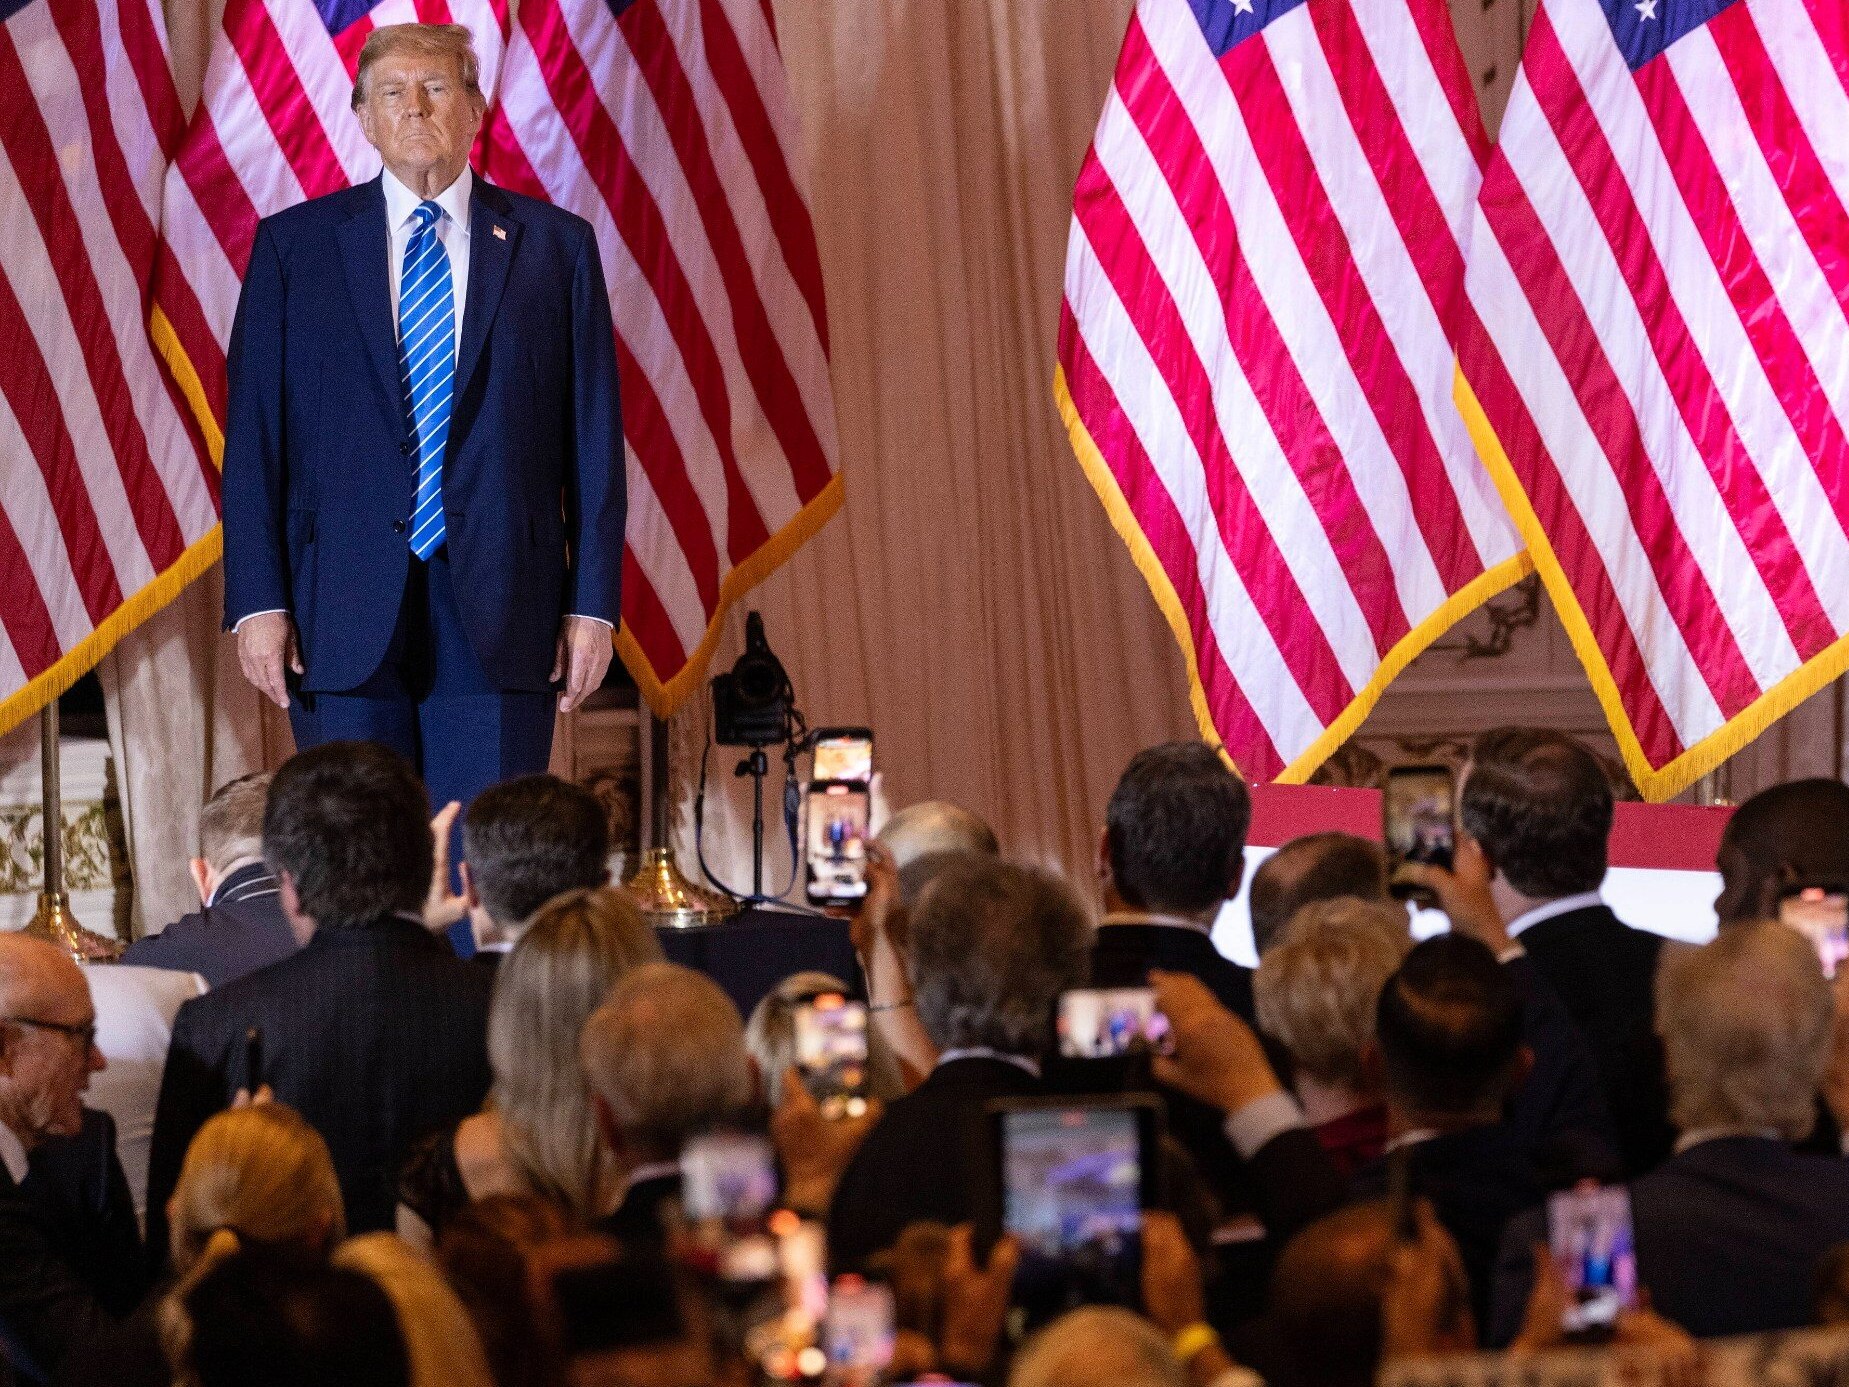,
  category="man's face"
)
[7,983,102,1142]
[355,49,483,189]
